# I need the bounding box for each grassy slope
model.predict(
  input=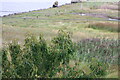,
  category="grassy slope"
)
[2,2,118,44]
[1,2,119,78]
